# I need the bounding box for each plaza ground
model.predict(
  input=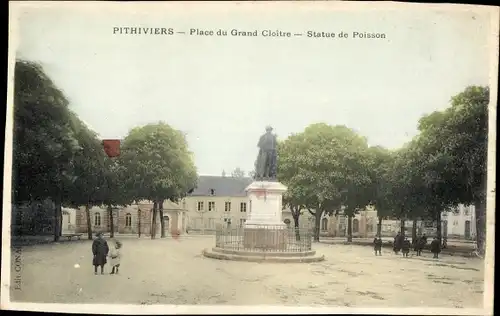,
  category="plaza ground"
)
[10,236,484,307]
